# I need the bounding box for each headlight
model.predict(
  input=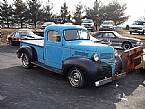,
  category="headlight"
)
[92,53,99,62]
